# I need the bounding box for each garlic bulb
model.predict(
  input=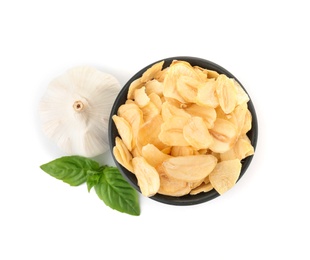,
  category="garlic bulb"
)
[39,66,121,157]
